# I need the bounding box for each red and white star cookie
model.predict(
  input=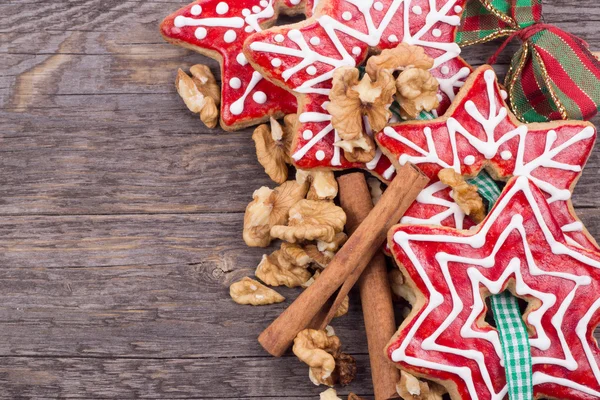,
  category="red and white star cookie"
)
[243,0,472,180]
[387,176,600,400]
[161,0,318,131]
[376,65,597,249]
